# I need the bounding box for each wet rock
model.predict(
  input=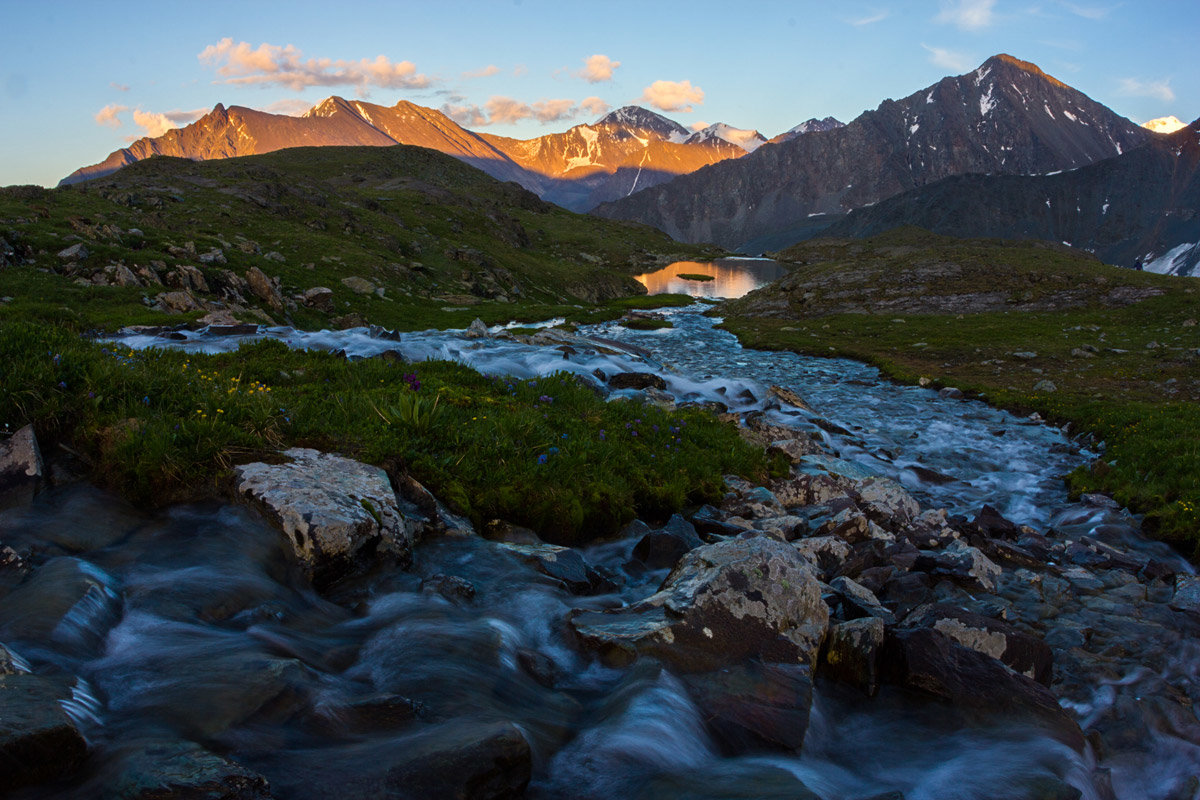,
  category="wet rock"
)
[570,535,829,673]
[0,644,20,675]
[792,536,853,582]
[633,514,704,570]
[938,387,964,399]
[420,573,476,604]
[753,514,808,541]
[903,464,959,486]
[815,508,874,543]
[973,504,1021,540]
[0,558,123,658]
[768,385,811,410]
[0,424,44,507]
[820,616,884,695]
[768,438,823,464]
[1169,575,1200,615]
[914,539,1001,592]
[300,286,334,311]
[494,542,593,593]
[690,504,750,538]
[516,648,560,689]
[682,662,814,753]
[378,721,531,800]
[464,317,490,339]
[1060,566,1105,594]
[771,471,854,508]
[95,739,272,800]
[880,628,1084,750]
[608,371,667,391]
[0,673,88,793]
[206,323,260,336]
[903,604,1053,685]
[235,448,414,589]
